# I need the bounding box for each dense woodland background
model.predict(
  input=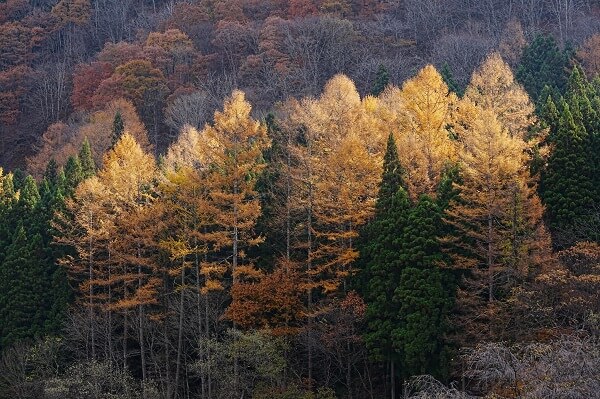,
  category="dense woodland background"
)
[1,0,600,398]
